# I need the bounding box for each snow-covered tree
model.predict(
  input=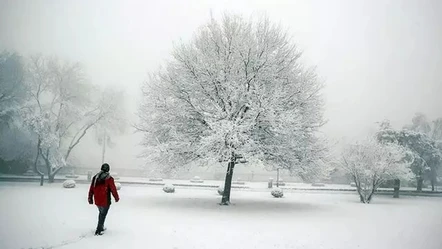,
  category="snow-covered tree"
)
[404,112,431,134]
[340,138,412,203]
[432,118,442,185]
[0,123,35,174]
[0,51,36,172]
[430,118,442,143]
[377,120,442,191]
[23,55,122,182]
[0,51,27,127]
[137,14,328,204]
[395,113,442,191]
